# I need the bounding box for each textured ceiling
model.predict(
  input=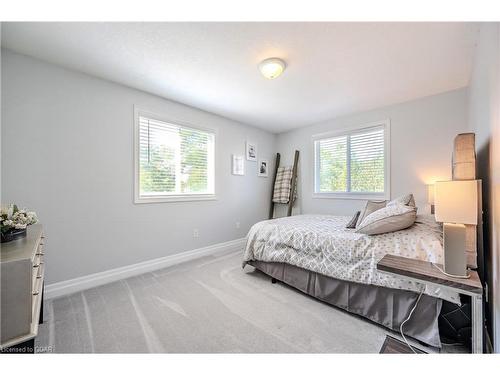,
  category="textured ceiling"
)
[2,22,478,133]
